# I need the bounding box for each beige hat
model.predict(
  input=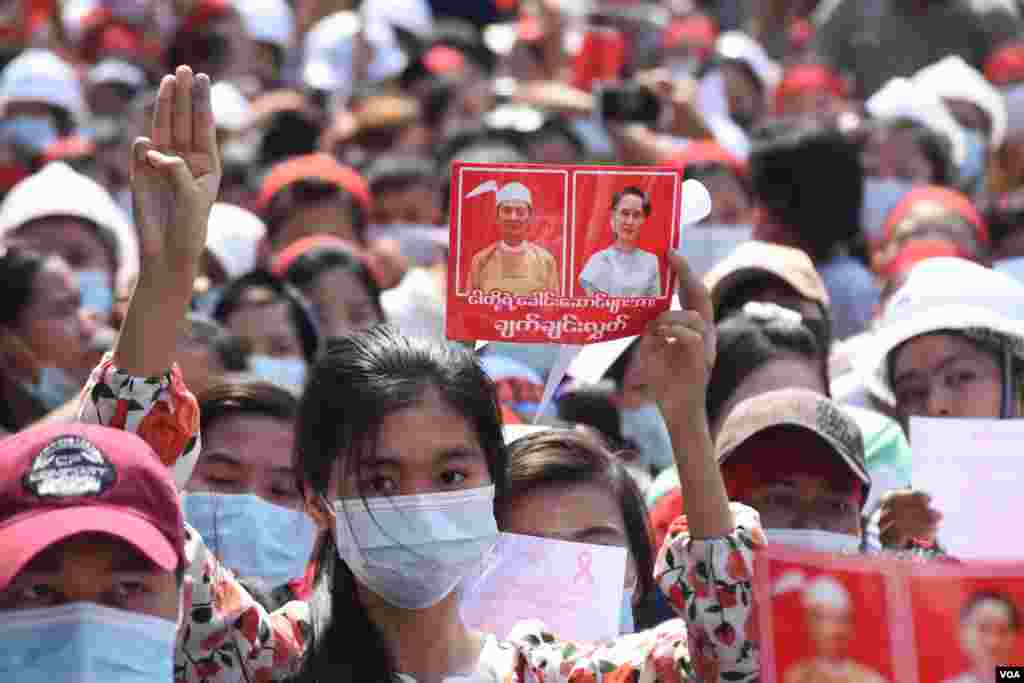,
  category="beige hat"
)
[703,241,830,317]
[715,388,870,495]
